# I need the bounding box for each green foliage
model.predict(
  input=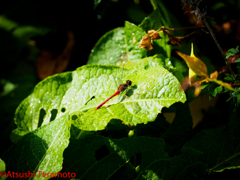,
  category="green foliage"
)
[1,0,240,179]
[11,62,185,139]
[2,113,71,179]
[184,112,240,171]
[88,21,147,65]
[139,9,171,57]
[61,136,168,179]
[0,159,6,179]
[208,84,223,100]
[225,46,239,60]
